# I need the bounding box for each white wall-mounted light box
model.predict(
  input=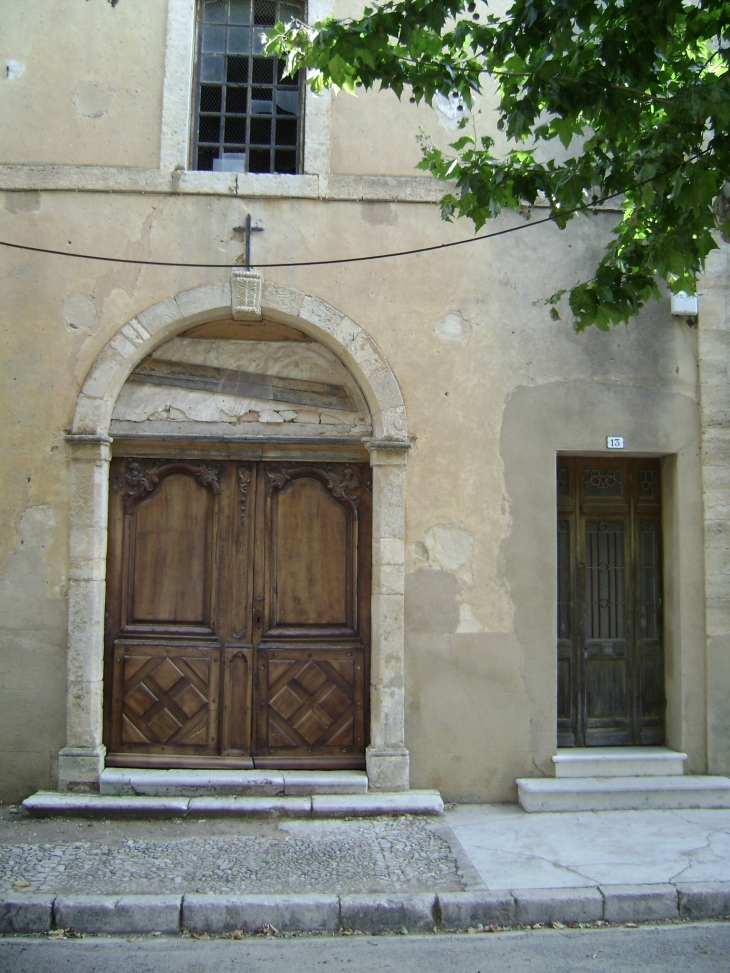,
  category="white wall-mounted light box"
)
[671,291,699,316]
[607,436,624,449]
